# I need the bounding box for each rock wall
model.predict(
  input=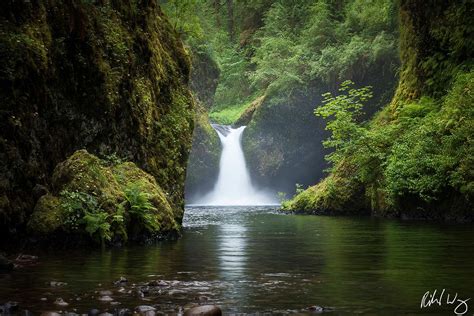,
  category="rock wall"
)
[185,47,221,201]
[0,0,194,238]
